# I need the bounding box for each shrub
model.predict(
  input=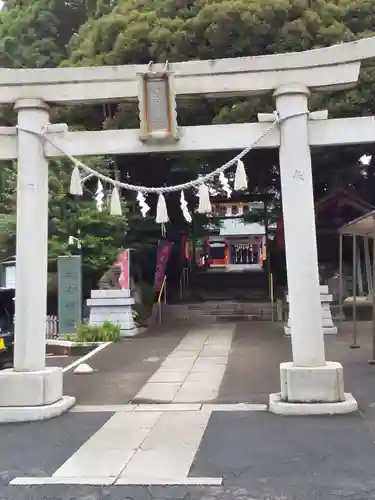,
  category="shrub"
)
[73,321,121,343]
